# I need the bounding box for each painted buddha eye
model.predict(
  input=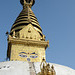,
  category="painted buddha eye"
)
[19,52,27,58]
[19,52,38,59]
[30,55,38,58]
[30,52,38,58]
[19,54,27,58]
